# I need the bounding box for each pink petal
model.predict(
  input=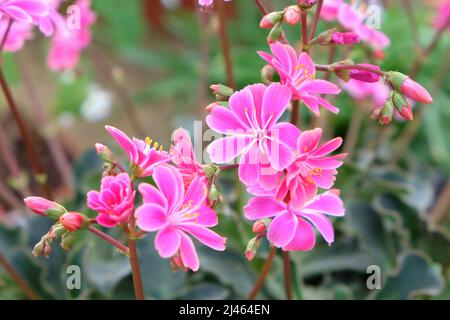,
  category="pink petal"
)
[9,0,49,16]
[96,213,120,228]
[183,177,208,207]
[179,232,199,271]
[266,138,295,171]
[300,94,320,115]
[138,183,168,209]
[207,135,251,163]
[135,203,168,232]
[2,5,32,23]
[244,196,286,220]
[105,125,137,162]
[270,42,294,75]
[283,217,316,251]
[261,83,292,128]
[270,122,301,150]
[153,166,183,214]
[206,106,248,134]
[238,143,260,185]
[257,50,274,64]
[228,87,258,128]
[155,227,181,258]
[303,213,334,245]
[197,205,218,227]
[304,192,345,216]
[267,210,297,247]
[317,96,340,114]
[299,79,341,95]
[311,137,343,157]
[179,224,226,251]
[246,83,267,127]
[297,128,322,154]
[298,52,315,78]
